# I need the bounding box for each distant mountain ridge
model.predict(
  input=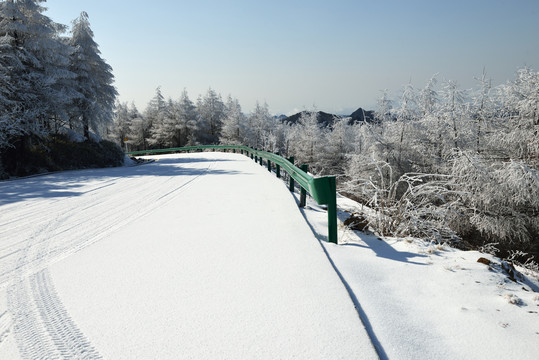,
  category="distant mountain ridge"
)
[280,107,375,128]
